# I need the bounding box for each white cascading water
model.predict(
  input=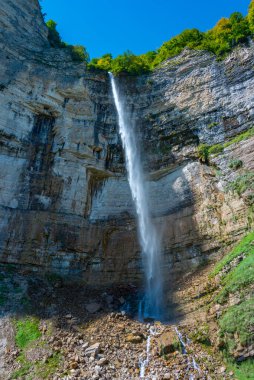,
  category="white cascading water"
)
[175,327,201,380]
[139,326,157,378]
[109,72,162,319]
